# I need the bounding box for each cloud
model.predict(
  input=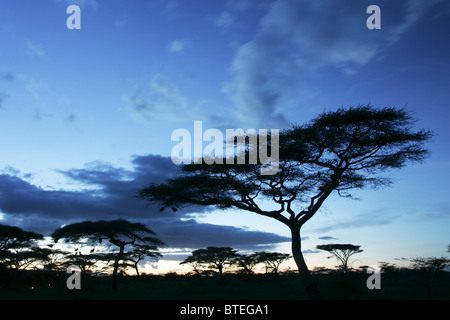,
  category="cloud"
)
[314,210,400,233]
[0,154,290,250]
[169,39,189,53]
[123,74,188,123]
[318,236,339,241]
[1,73,14,82]
[123,74,231,127]
[215,11,236,29]
[64,113,76,123]
[225,0,444,128]
[302,249,320,254]
[26,41,46,58]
